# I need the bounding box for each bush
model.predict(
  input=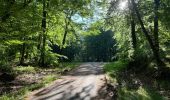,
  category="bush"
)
[104,60,129,74]
[0,60,13,73]
[44,51,61,67]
